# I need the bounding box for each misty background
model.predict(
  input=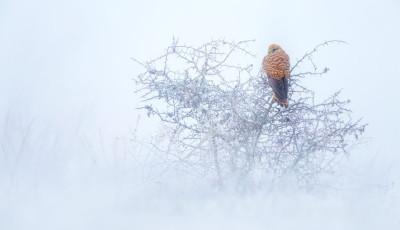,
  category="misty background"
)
[1,0,399,229]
